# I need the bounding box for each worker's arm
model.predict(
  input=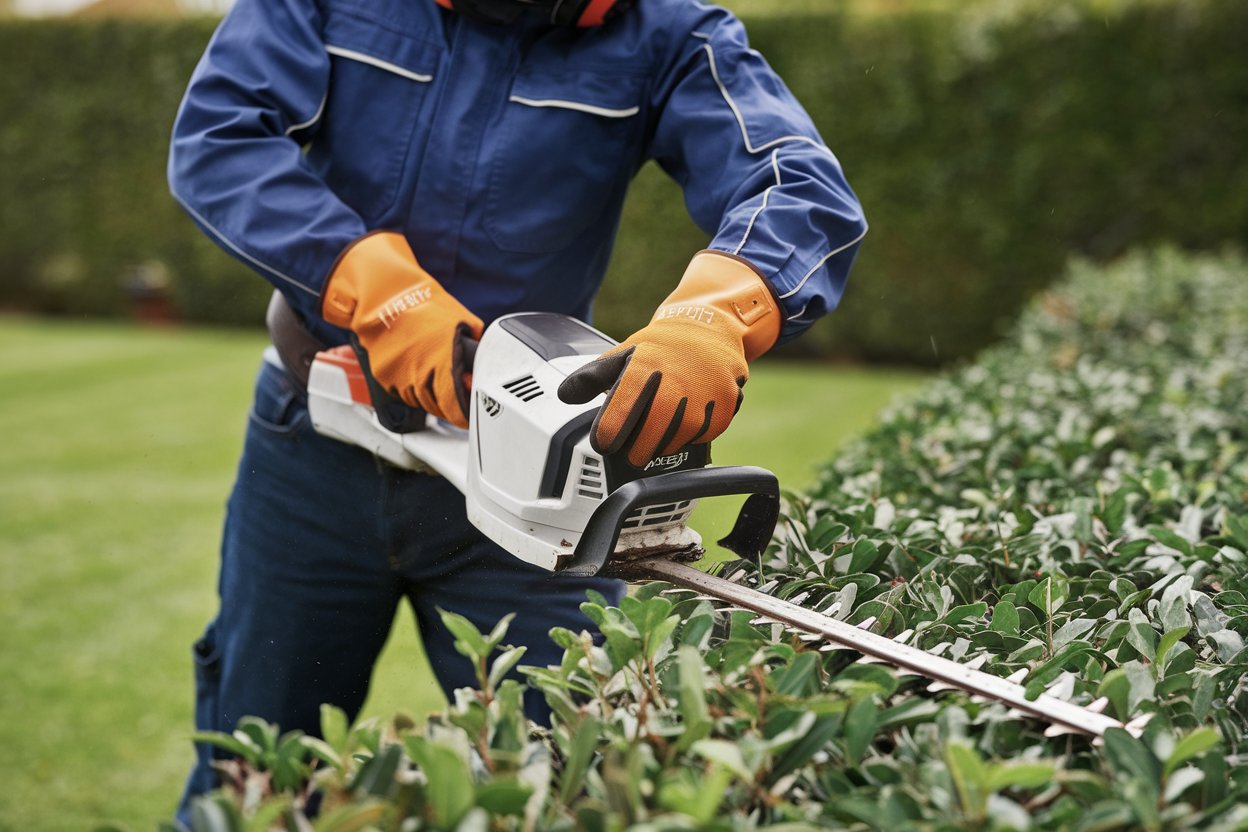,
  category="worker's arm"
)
[647,8,867,342]
[167,0,366,329]
[560,8,866,467]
